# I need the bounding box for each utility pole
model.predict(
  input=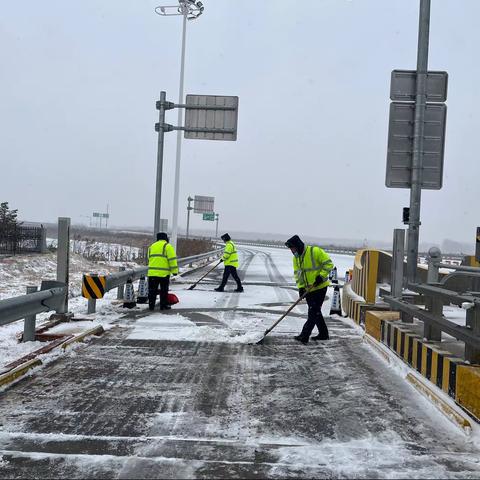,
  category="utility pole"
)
[215,213,219,238]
